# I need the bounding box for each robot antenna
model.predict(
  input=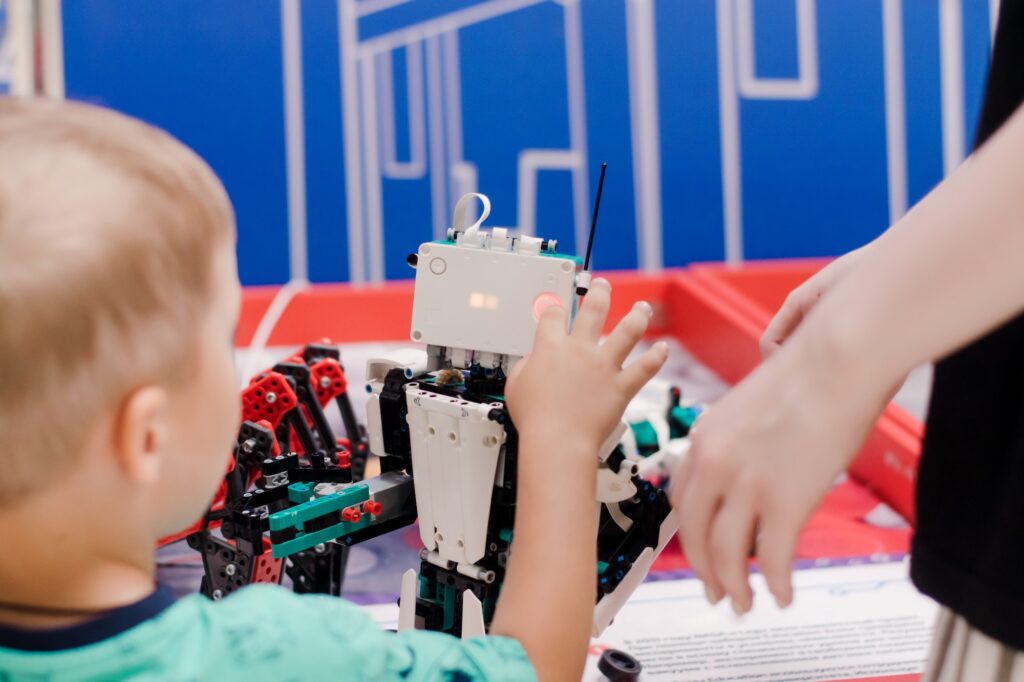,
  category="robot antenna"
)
[583,162,607,272]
